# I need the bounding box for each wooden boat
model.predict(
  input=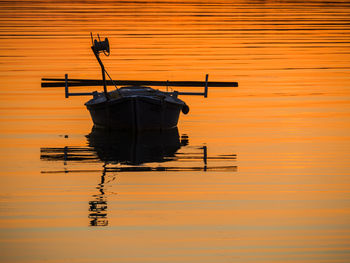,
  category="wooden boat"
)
[85,86,189,130]
[41,34,238,130]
